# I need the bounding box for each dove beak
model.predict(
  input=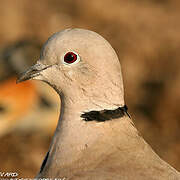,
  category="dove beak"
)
[16,63,51,83]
